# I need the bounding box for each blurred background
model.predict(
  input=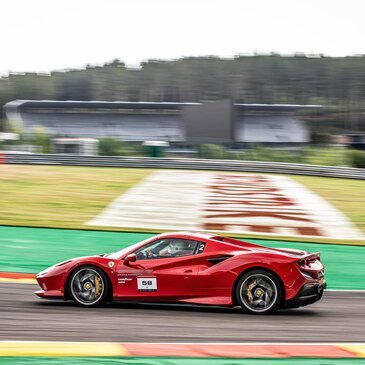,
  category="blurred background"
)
[1,55,365,167]
[1,0,365,167]
[0,0,365,364]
